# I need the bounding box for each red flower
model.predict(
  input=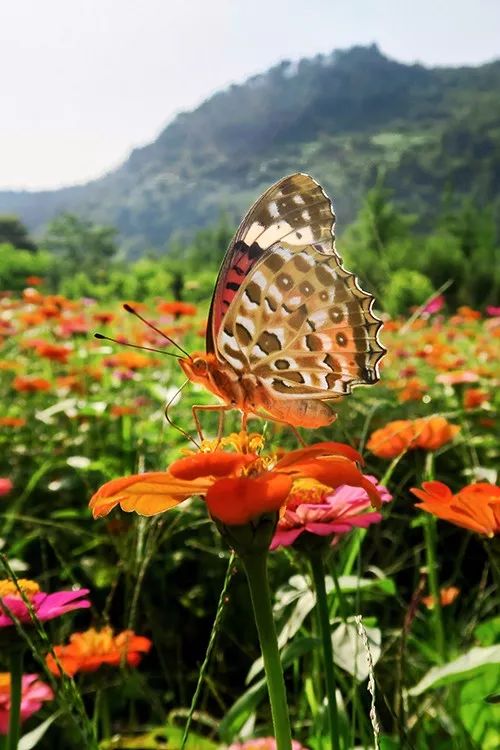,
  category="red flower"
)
[89,436,382,526]
[0,417,26,428]
[411,481,500,537]
[422,586,460,609]
[157,301,197,317]
[367,416,460,459]
[46,627,152,677]
[12,376,51,393]
[463,388,489,410]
